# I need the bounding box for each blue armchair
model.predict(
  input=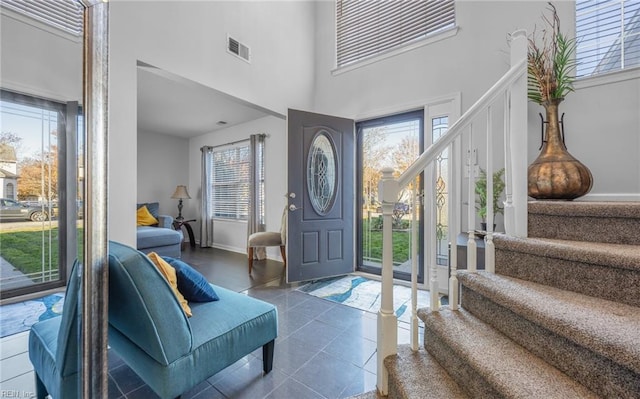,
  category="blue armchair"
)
[29,261,80,399]
[136,202,183,257]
